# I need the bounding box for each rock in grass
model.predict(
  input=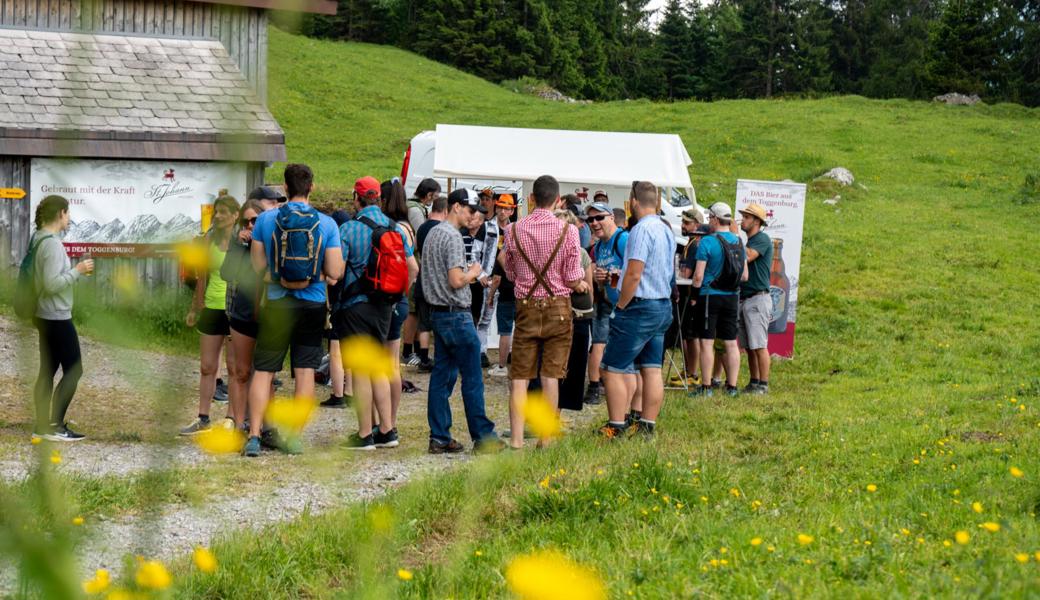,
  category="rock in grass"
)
[819,167,855,186]
[934,93,981,106]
